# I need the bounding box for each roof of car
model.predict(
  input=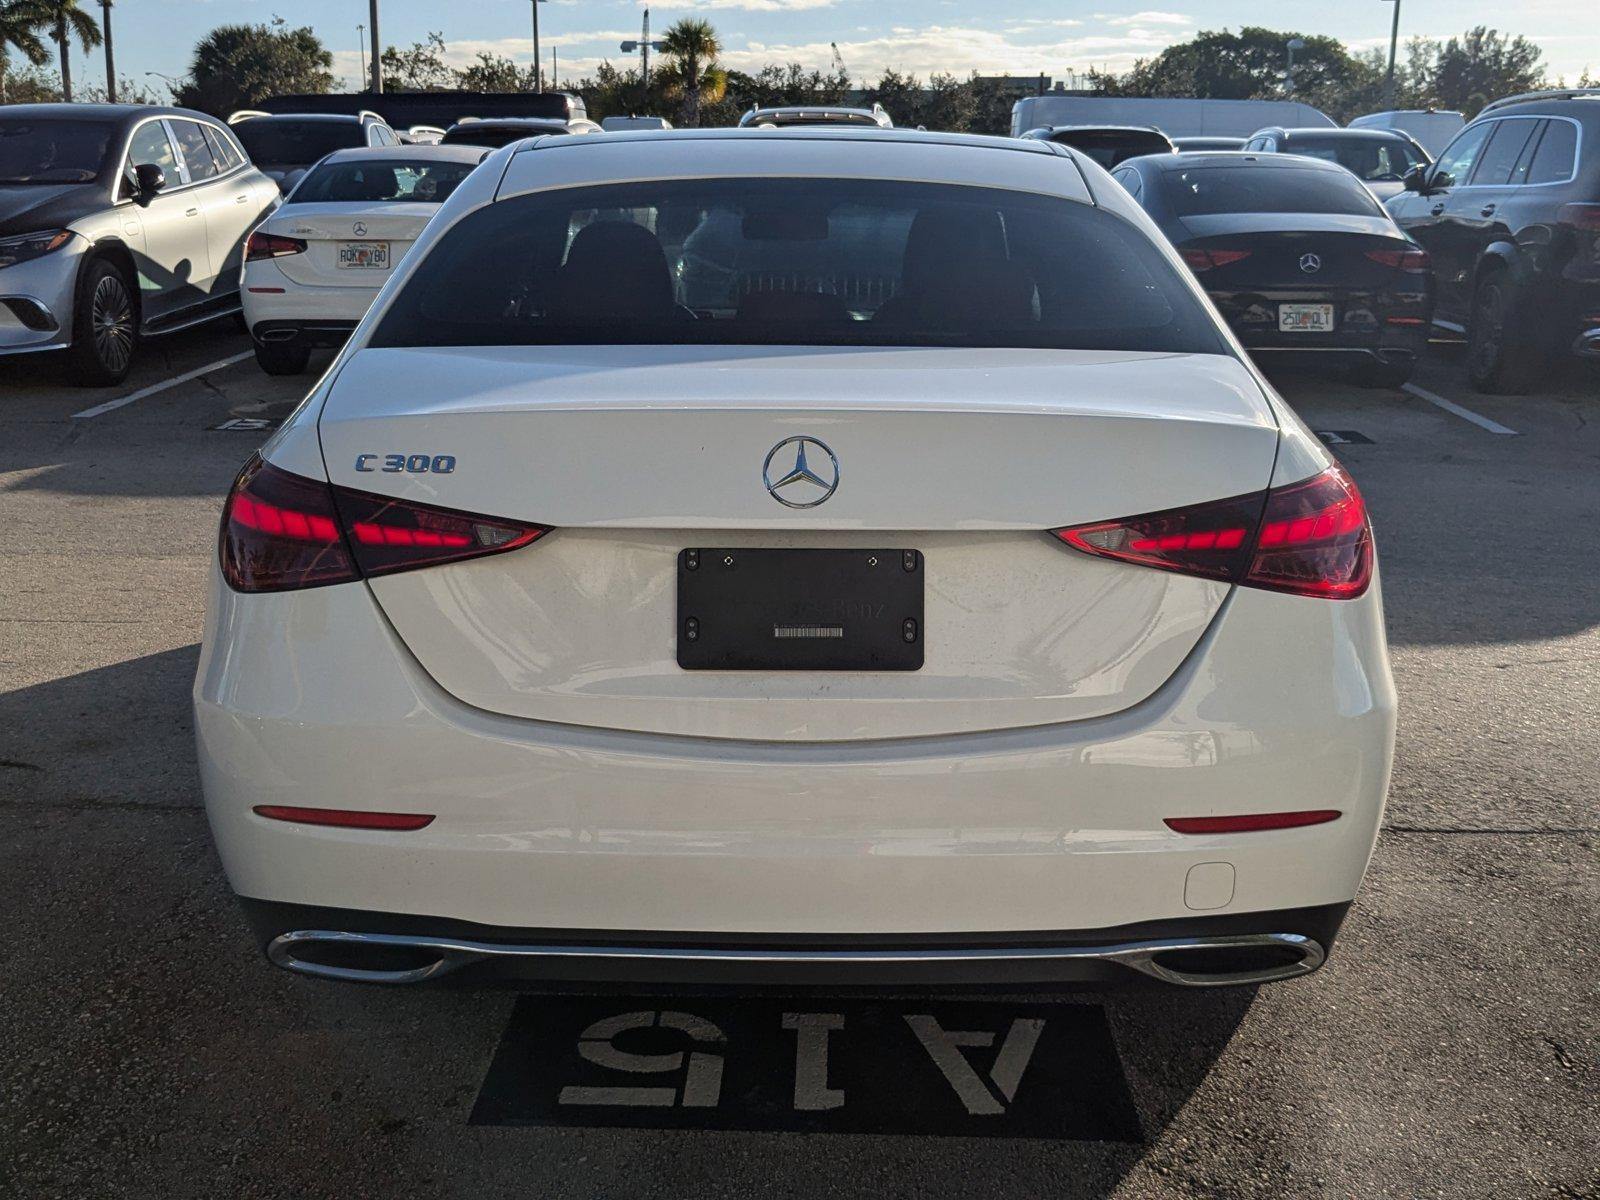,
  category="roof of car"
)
[452,117,570,129]
[1131,151,1356,172]
[317,144,490,165]
[1036,125,1168,135]
[239,112,369,124]
[0,102,217,126]
[1271,126,1415,141]
[525,127,1058,154]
